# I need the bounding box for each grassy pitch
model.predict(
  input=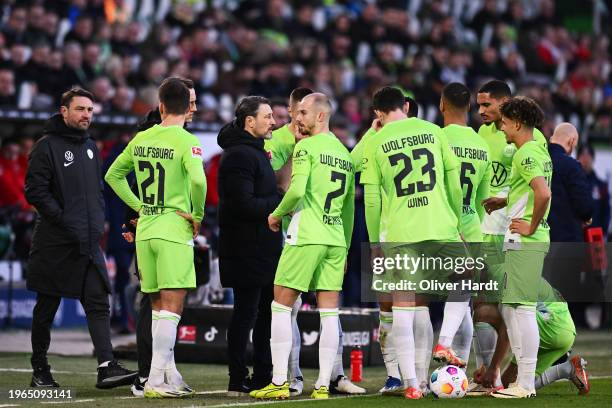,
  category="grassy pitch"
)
[0,331,610,407]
